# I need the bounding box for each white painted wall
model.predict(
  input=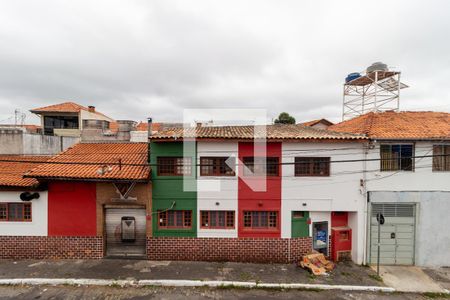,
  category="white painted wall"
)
[365,142,450,266]
[0,191,48,236]
[80,109,114,129]
[281,142,366,264]
[370,191,450,267]
[281,142,366,231]
[197,142,238,238]
[365,142,450,192]
[130,131,148,142]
